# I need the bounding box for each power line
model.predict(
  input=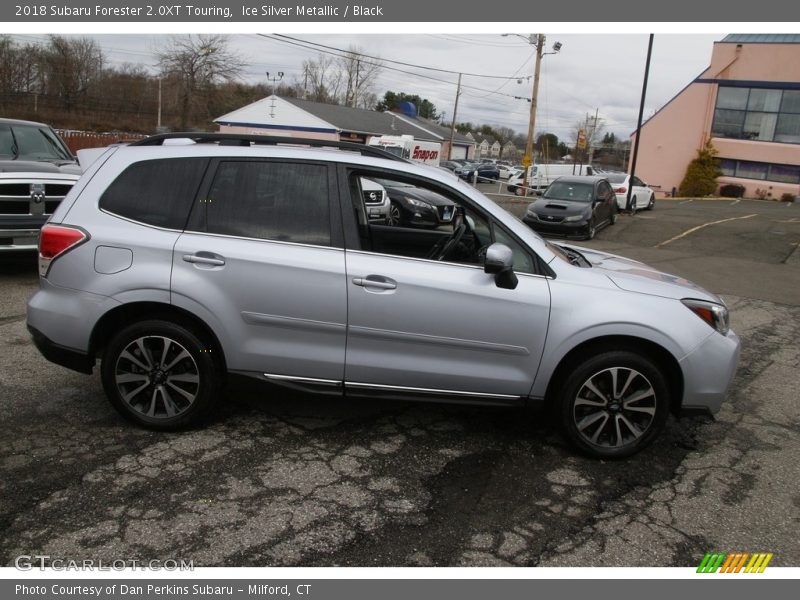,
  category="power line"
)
[265,34,537,81]
[257,34,532,102]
